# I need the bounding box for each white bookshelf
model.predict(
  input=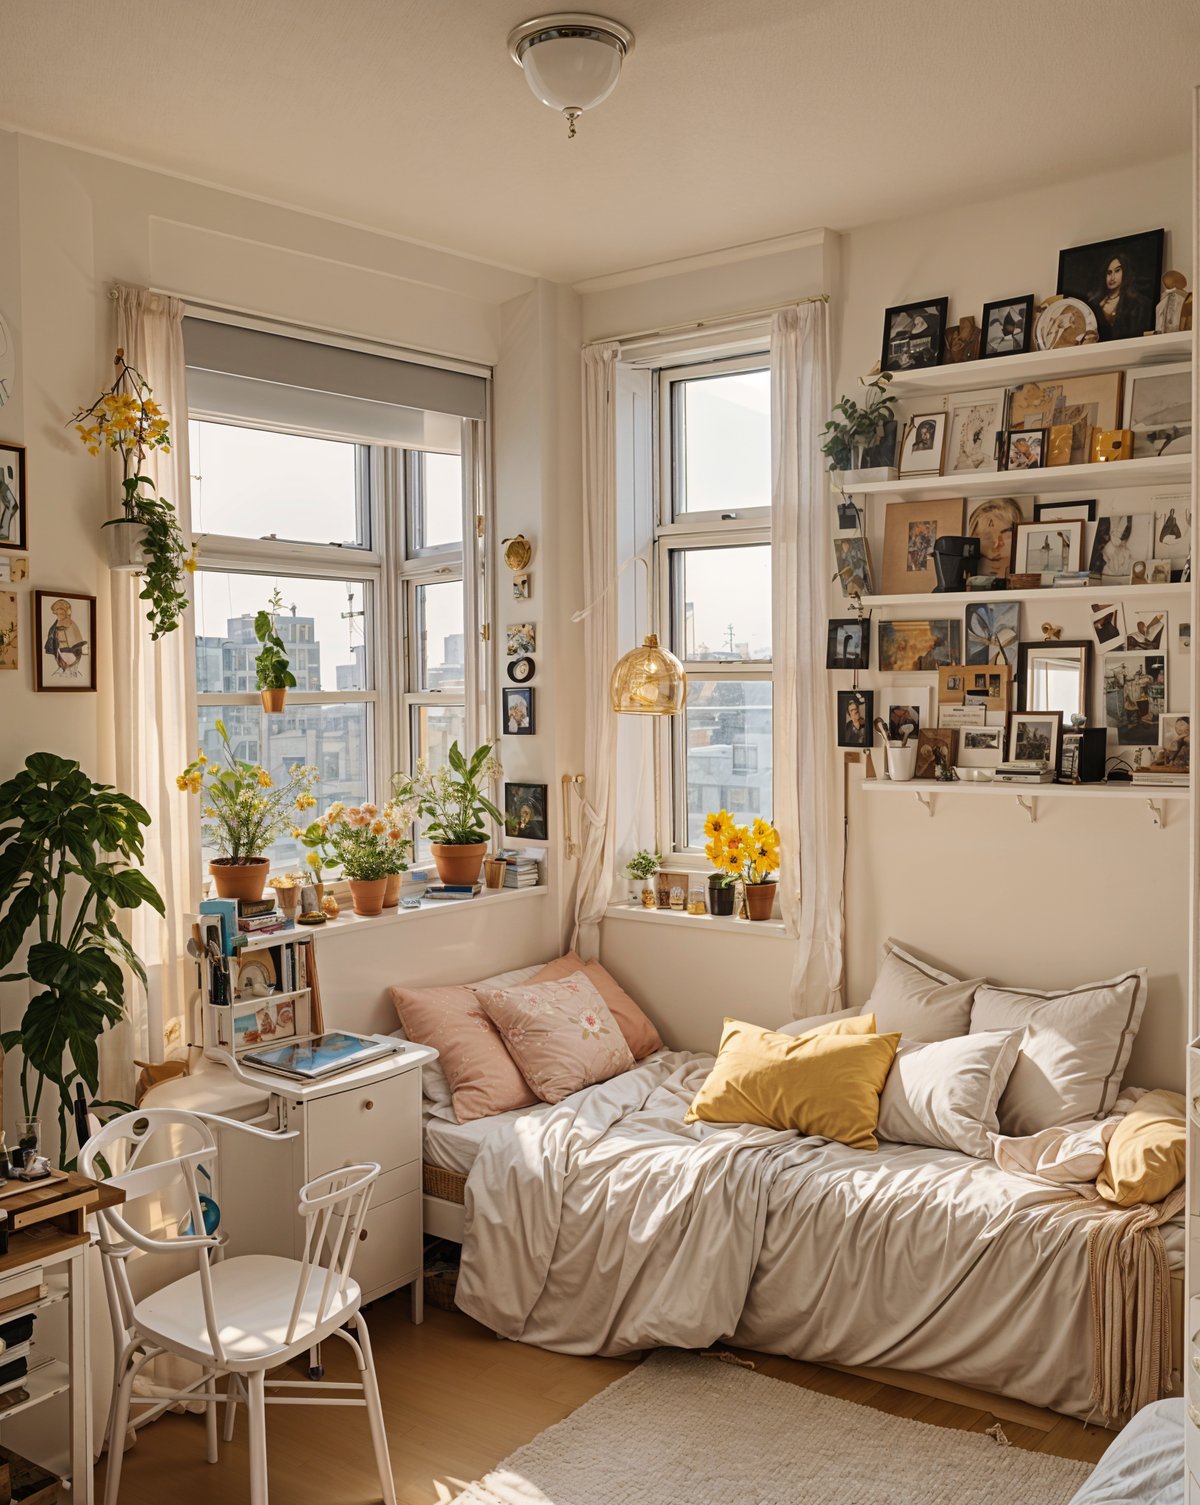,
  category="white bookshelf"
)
[844,455,1191,504]
[854,581,1189,610]
[862,778,1188,826]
